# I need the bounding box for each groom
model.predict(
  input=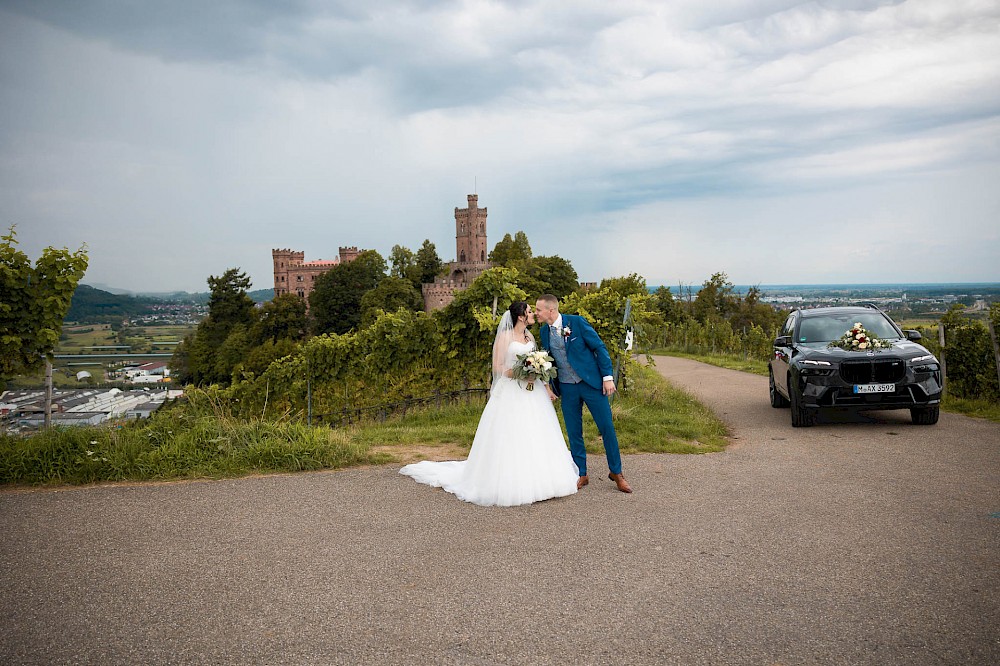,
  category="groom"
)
[536,294,632,493]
